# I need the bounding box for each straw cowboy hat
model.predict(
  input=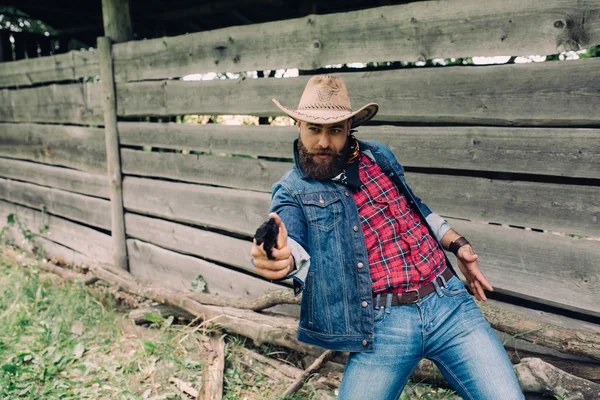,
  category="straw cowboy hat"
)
[272,75,379,128]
